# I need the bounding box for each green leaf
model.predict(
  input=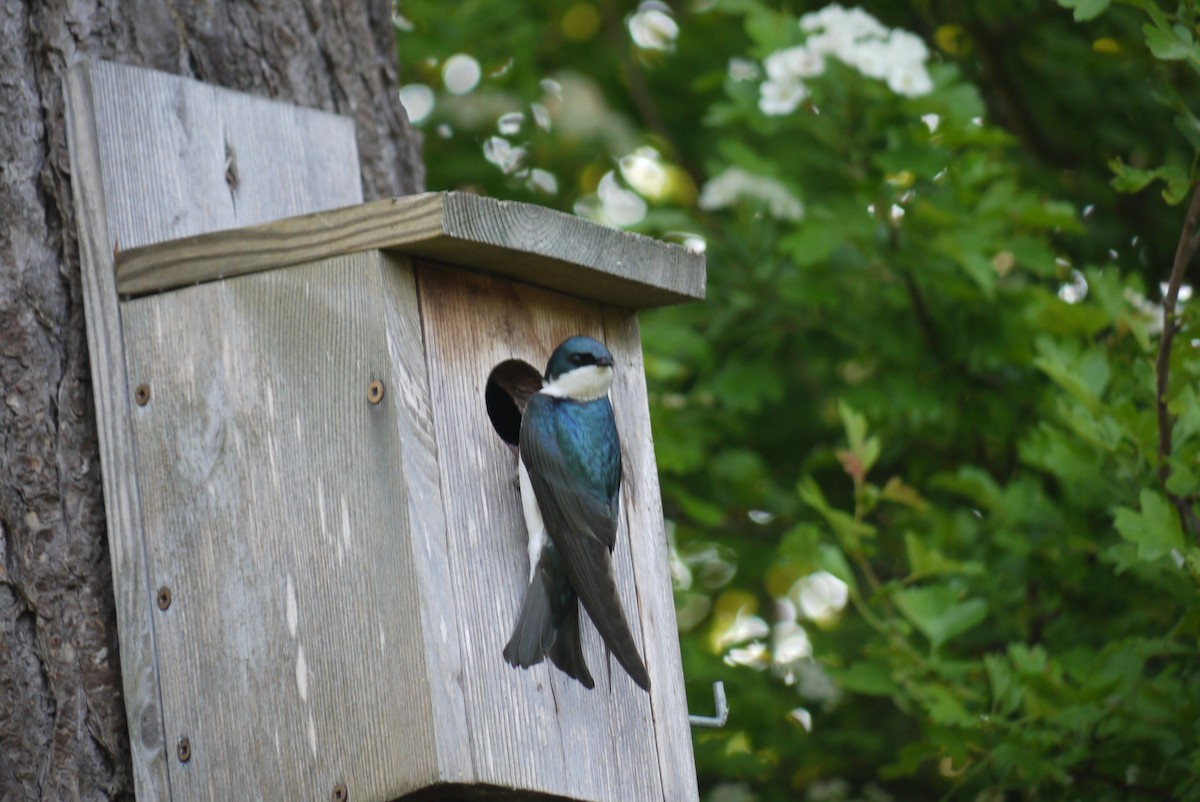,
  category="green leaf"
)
[1175,111,1200,151]
[924,683,977,726]
[905,532,984,579]
[837,400,881,478]
[1113,489,1186,561]
[1032,336,1110,406]
[838,400,869,450]
[894,584,988,651]
[815,542,859,594]
[709,359,784,413]
[674,489,728,527]
[840,661,898,696]
[881,477,927,509]
[1057,0,1110,21]
[1142,20,1197,61]
[1109,157,1191,204]
[1165,459,1199,497]
[984,653,1023,716]
[798,477,877,549]
[779,223,847,267]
